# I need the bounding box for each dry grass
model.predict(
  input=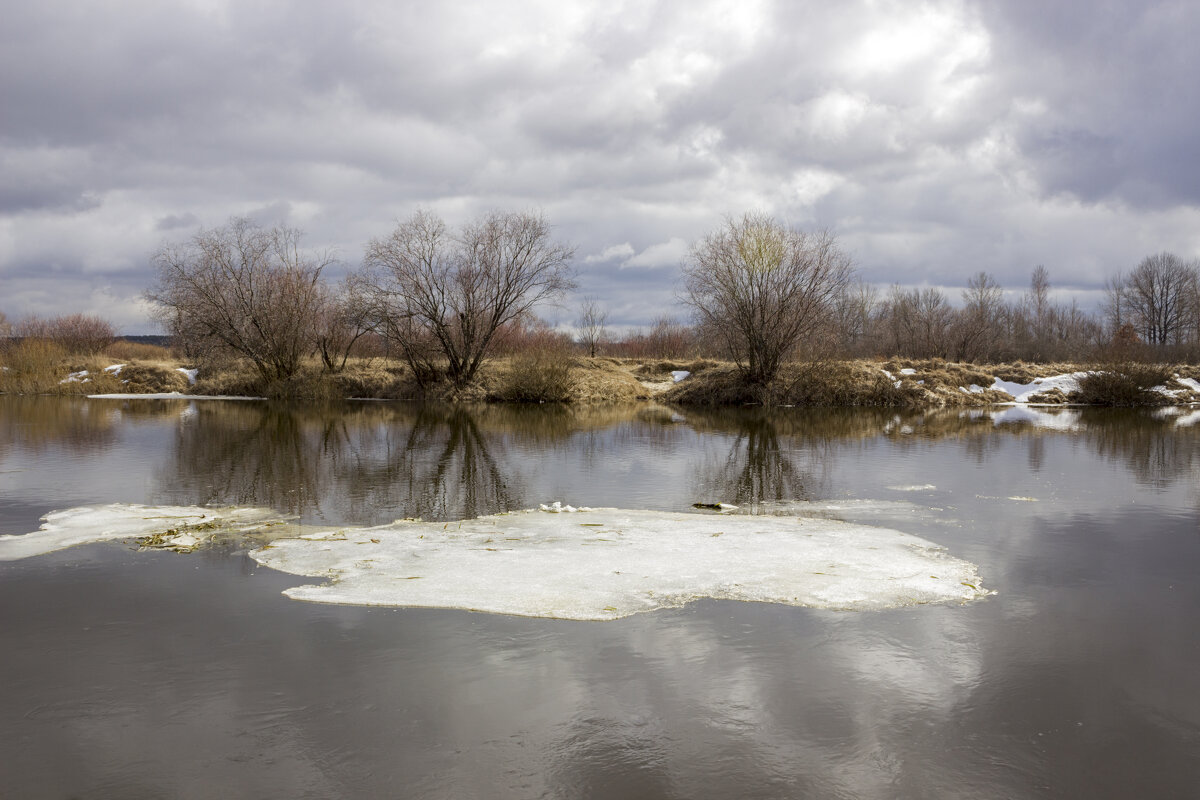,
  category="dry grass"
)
[0,339,191,396]
[105,340,173,361]
[6,345,1199,409]
[488,347,575,403]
